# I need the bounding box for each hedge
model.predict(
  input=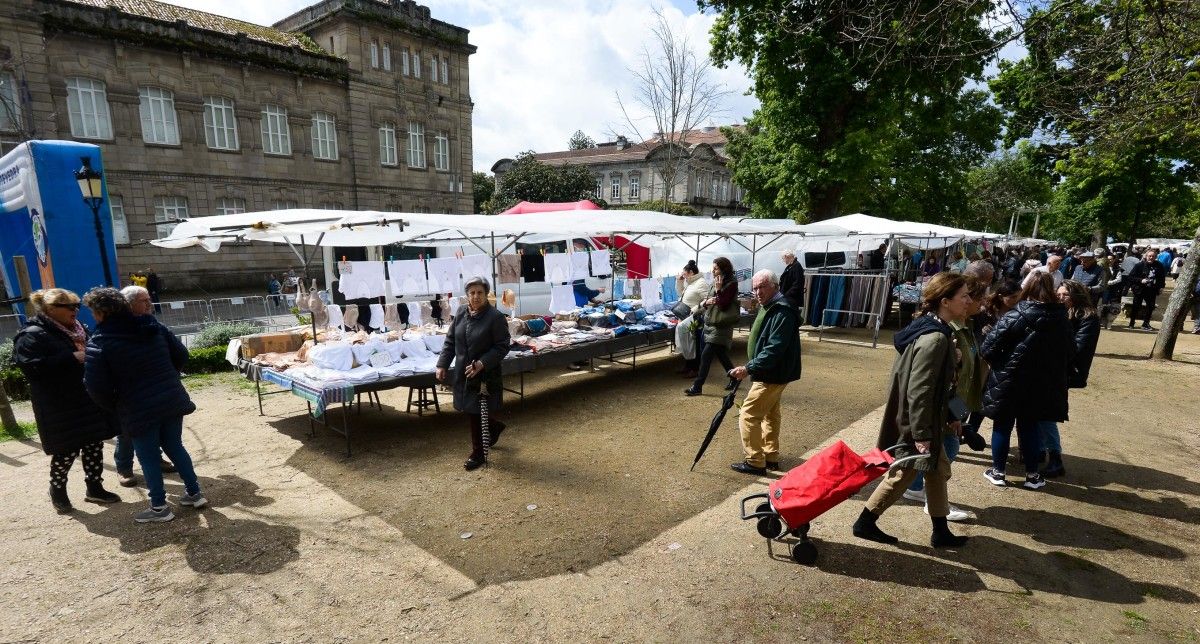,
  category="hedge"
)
[0,345,235,401]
